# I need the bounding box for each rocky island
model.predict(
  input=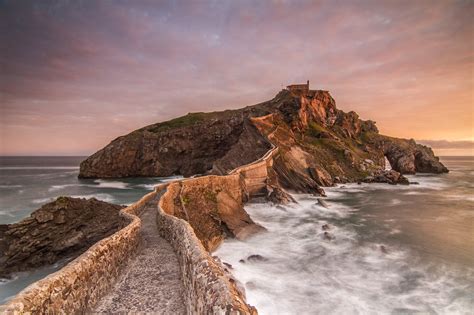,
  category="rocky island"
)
[80,83,447,186]
[2,84,448,314]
